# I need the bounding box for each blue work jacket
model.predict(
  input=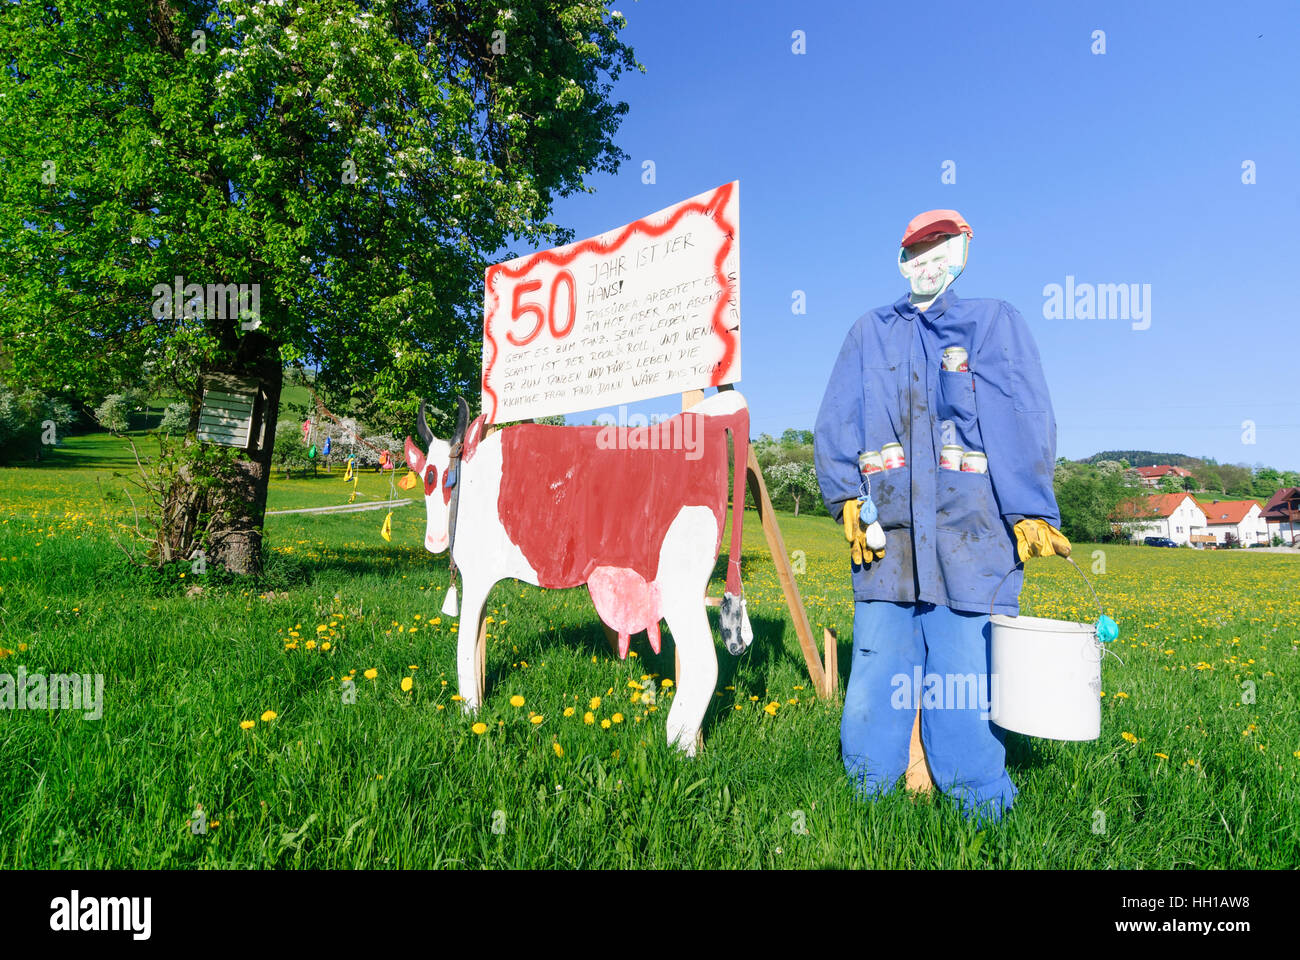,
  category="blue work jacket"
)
[814,288,1061,616]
